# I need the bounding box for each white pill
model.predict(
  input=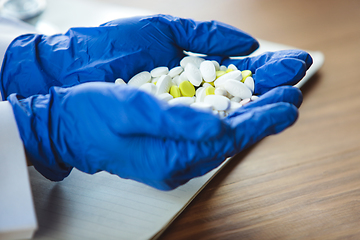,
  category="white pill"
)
[244,76,255,93]
[139,82,157,95]
[180,71,188,82]
[202,82,213,89]
[196,86,204,97]
[172,75,182,86]
[196,87,206,103]
[180,56,205,68]
[199,60,216,82]
[224,79,252,99]
[219,65,227,71]
[190,102,213,112]
[151,66,169,77]
[228,101,243,112]
[251,95,259,101]
[230,96,242,102]
[157,92,173,102]
[115,78,126,85]
[240,98,251,106]
[214,87,228,96]
[156,75,172,95]
[185,63,202,87]
[214,70,242,88]
[168,97,195,105]
[227,64,238,71]
[211,60,220,71]
[151,76,160,83]
[168,66,183,78]
[204,95,230,111]
[127,71,151,87]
